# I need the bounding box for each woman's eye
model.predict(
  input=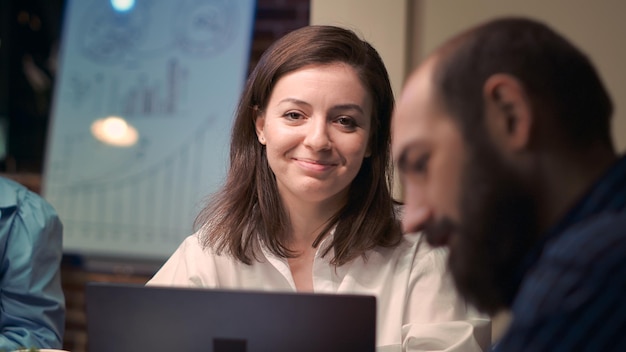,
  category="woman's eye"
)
[284,112,303,120]
[336,116,357,129]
